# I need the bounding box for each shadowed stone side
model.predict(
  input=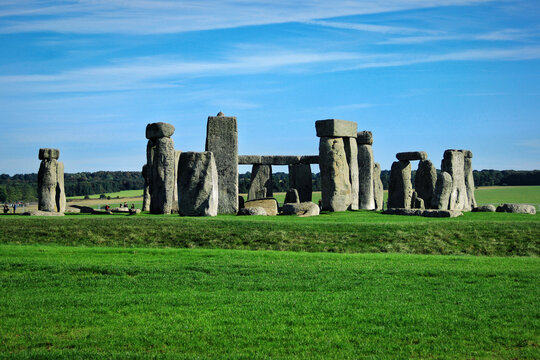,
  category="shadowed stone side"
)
[344,137,359,210]
[319,137,352,212]
[415,159,436,208]
[38,158,58,212]
[142,164,150,211]
[357,140,375,210]
[441,150,468,211]
[373,163,384,211]
[431,171,453,209]
[248,164,273,200]
[289,164,312,202]
[472,205,496,212]
[387,161,412,209]
[284,188,300,204]
[39,148,60,160]
[150,137,176,214]
[55,162,66,213]
[205,113,238,214]
[172,150,182,213]
[411,191,425,209]
[177,151,218,217]
[461,150,477,209]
